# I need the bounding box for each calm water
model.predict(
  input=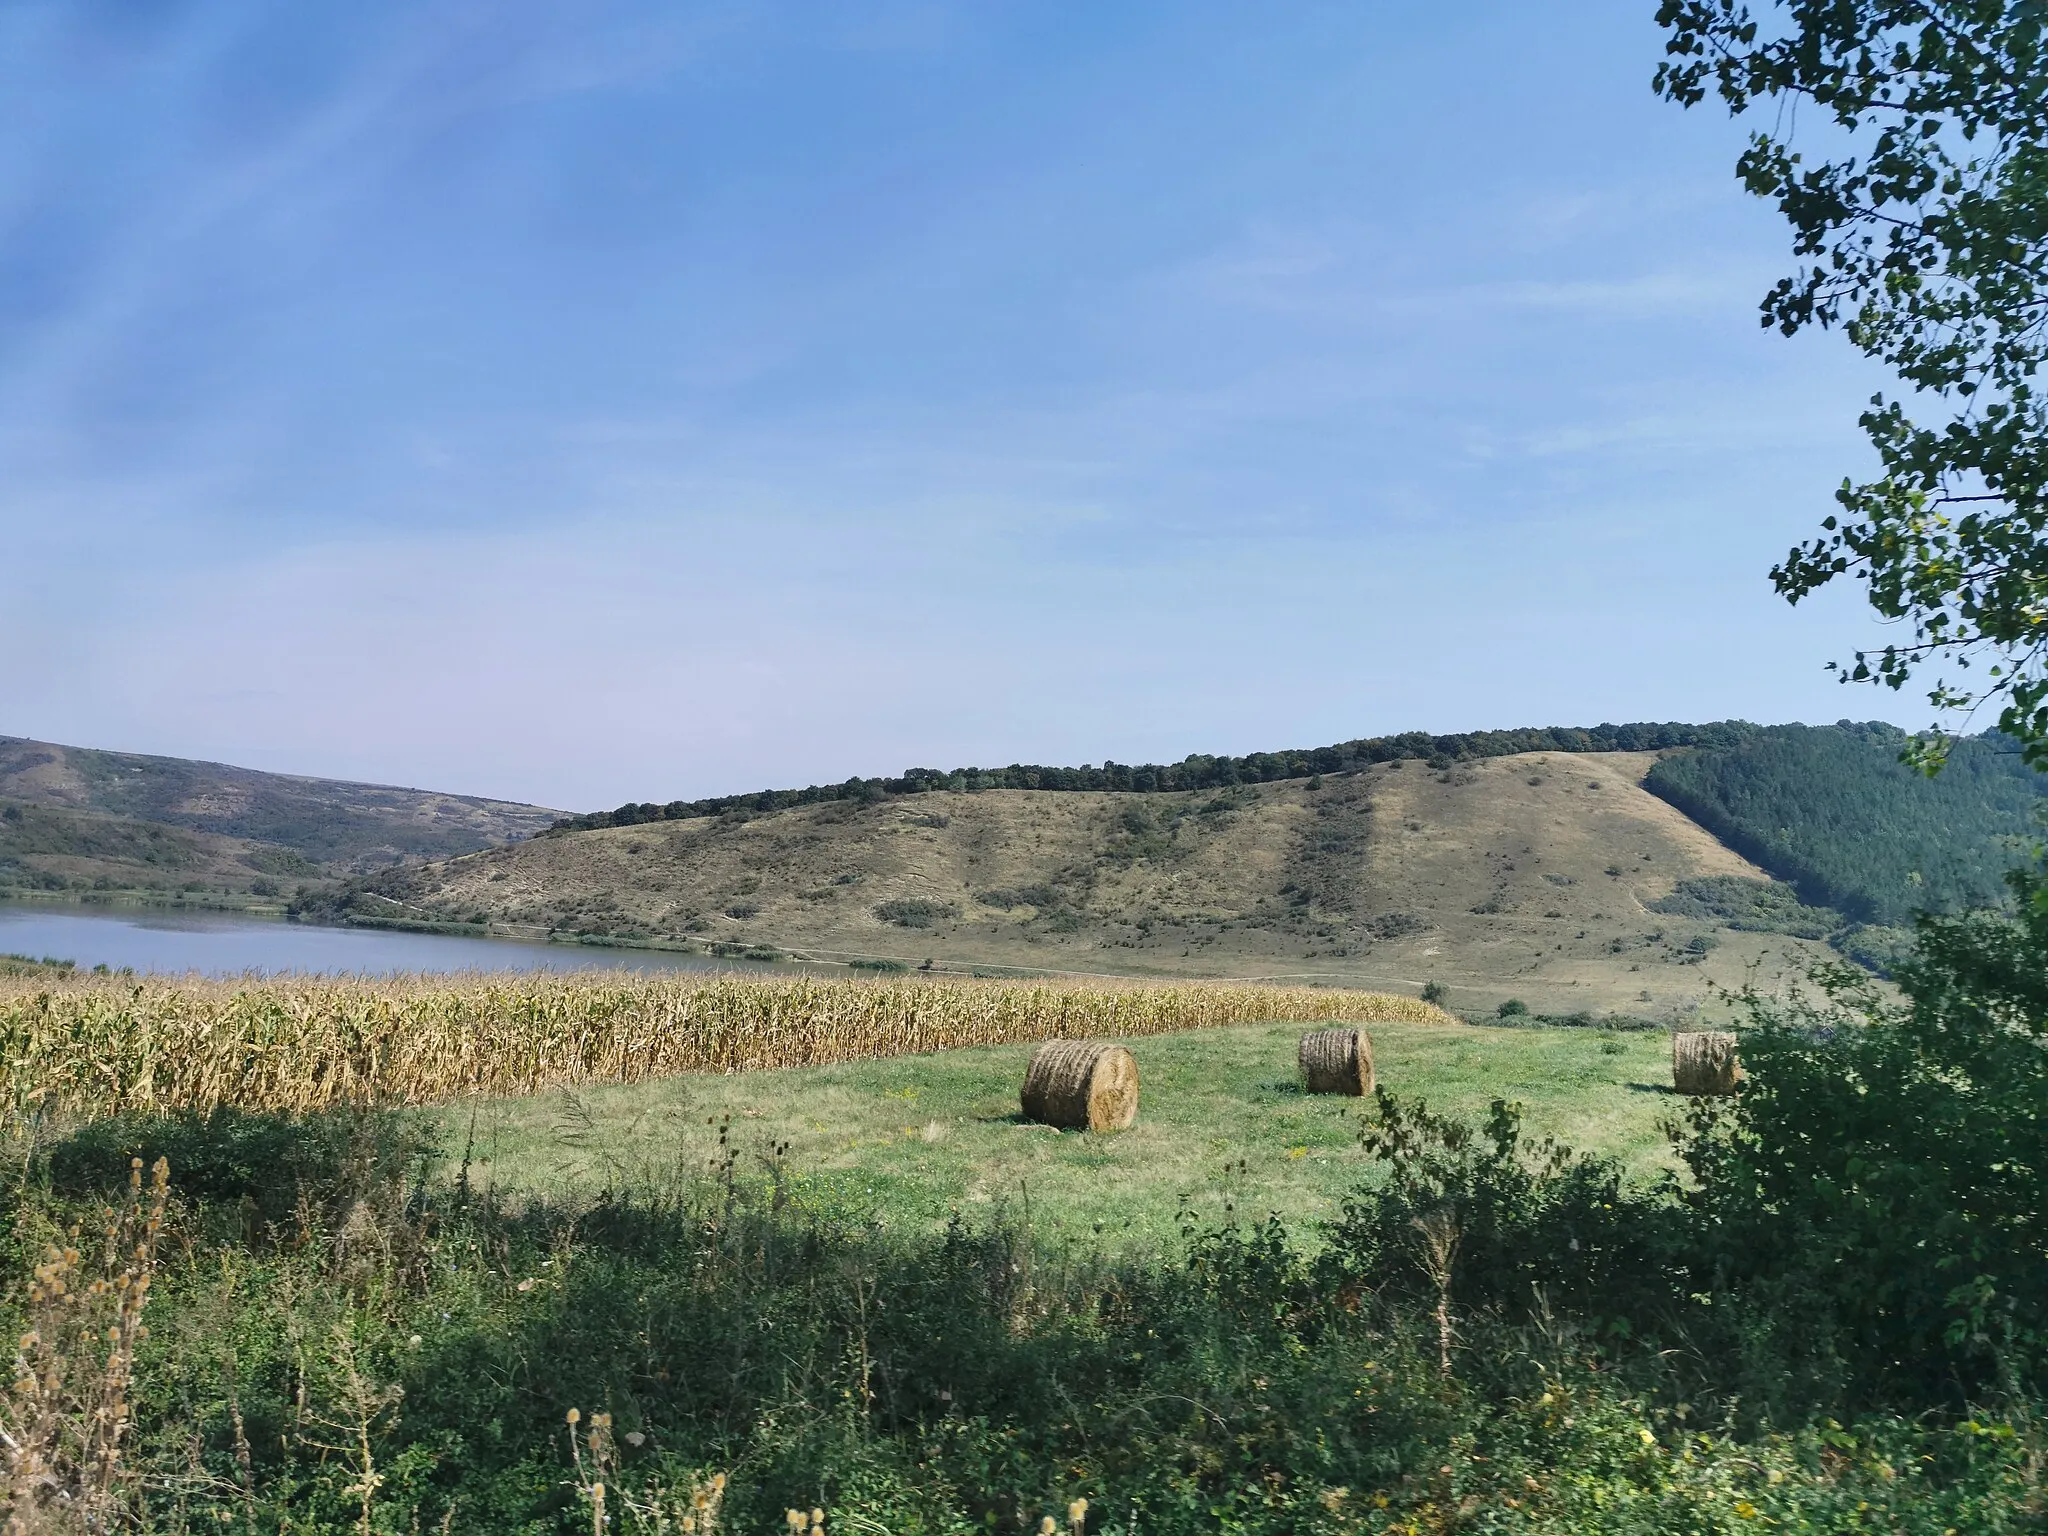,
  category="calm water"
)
[0,903,800,978]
